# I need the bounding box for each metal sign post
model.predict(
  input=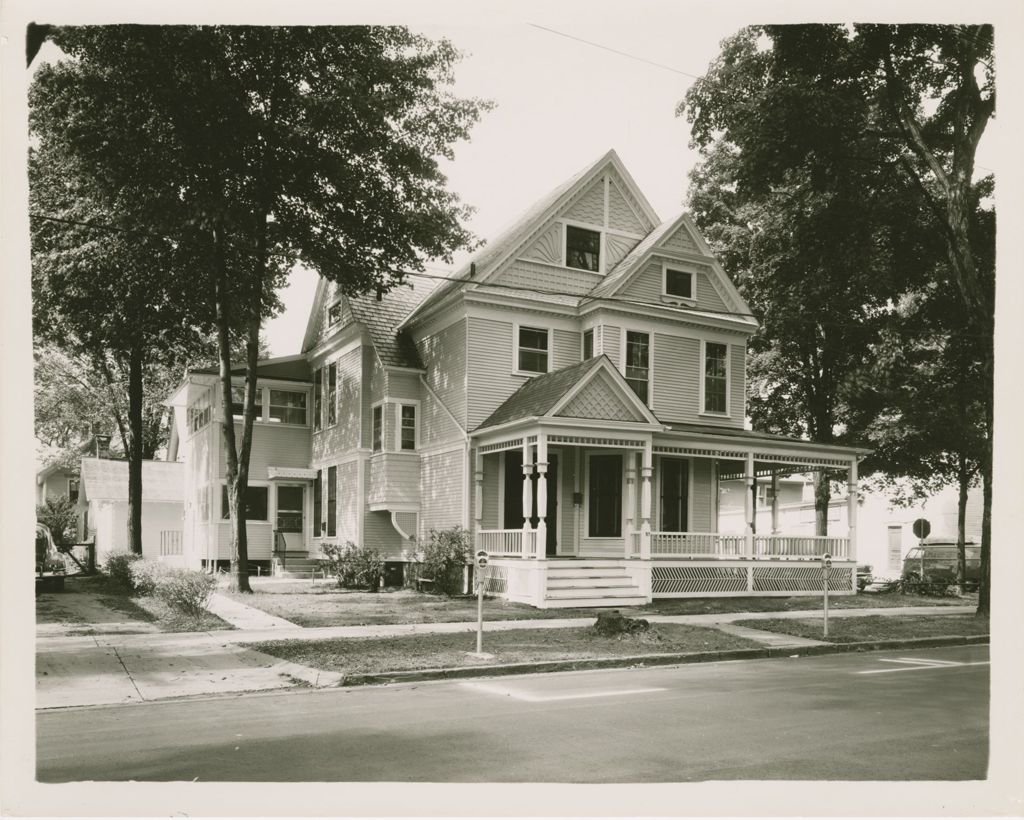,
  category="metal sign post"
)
[821,552,832,638]
[475,550,488,655]
[912,518,931,585]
